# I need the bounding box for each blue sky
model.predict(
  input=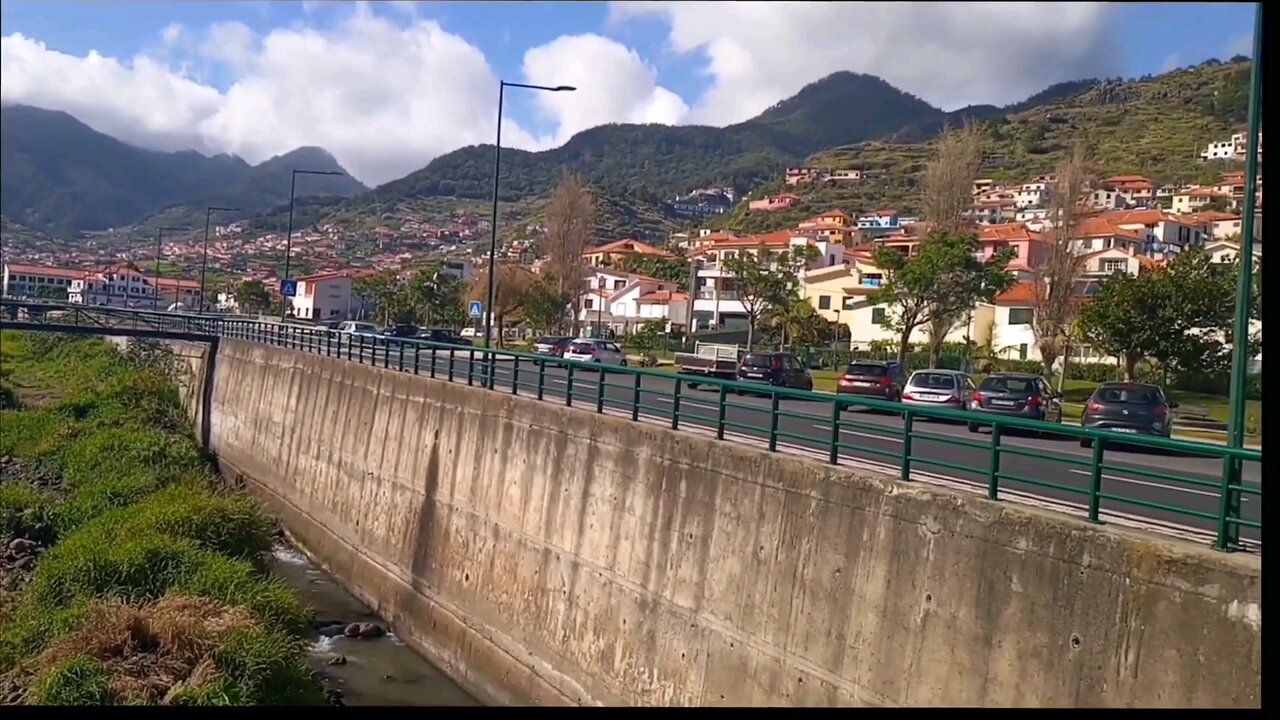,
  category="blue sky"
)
[0,2,1259,186]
